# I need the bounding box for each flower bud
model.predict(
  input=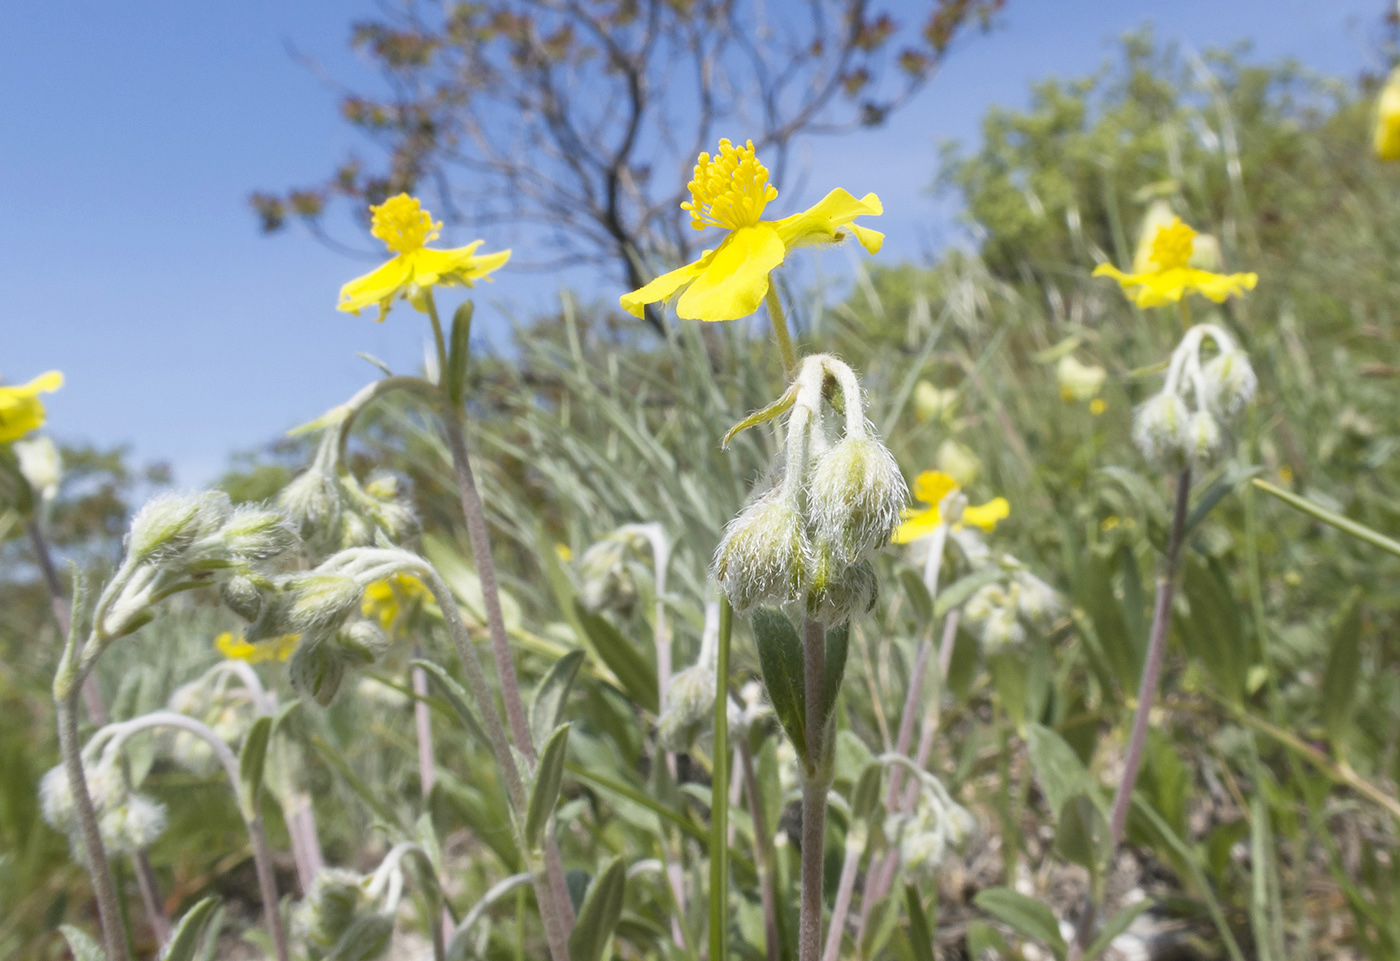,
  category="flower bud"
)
[935,439,980,488]
[335,620,391,665]
[1132,392,1191,464]
[14,436,61,500]
[286,574,363,632]
[98,794,168,854]
[1185,410,1223,464]
[577,539,639,616]
[1013,571,1061,629]
[1056,355,1106,403]
[656,664,714,751]
[289,640,348,706]
[279,467,342,548]
[1202,350,1257,419]
[221,506,298,560]
[808,435,906,562]
[808,558,877,626]
[221,575,264,621]
[980,606,1026,653]
[713,488,810,612]
[295,869,368,954]
[127,491,232,560]
[913,381,957,423]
